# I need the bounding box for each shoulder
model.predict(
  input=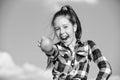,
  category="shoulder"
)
[83,40,96,48]
[54,41,61,45]
[54,41,63,50]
